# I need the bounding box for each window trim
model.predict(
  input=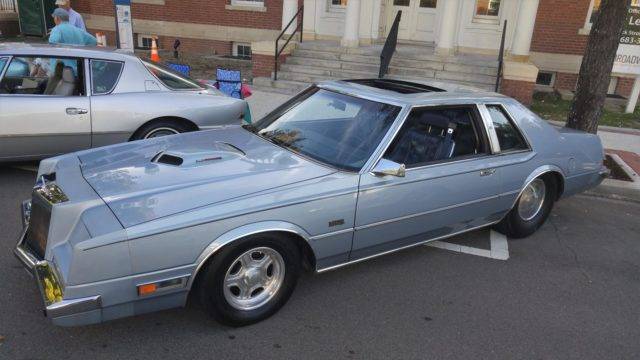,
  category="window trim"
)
[137,34,158,49]
[0,55,87,97]
[232,42,252,60]
[473,0,502,24]
[480,103,532,154]
[328,0,348,12]
[0,56,9,81]
[372,104,493,172]
[89,59,125,96]
[535,71,556,87]
[231,0,265,7]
